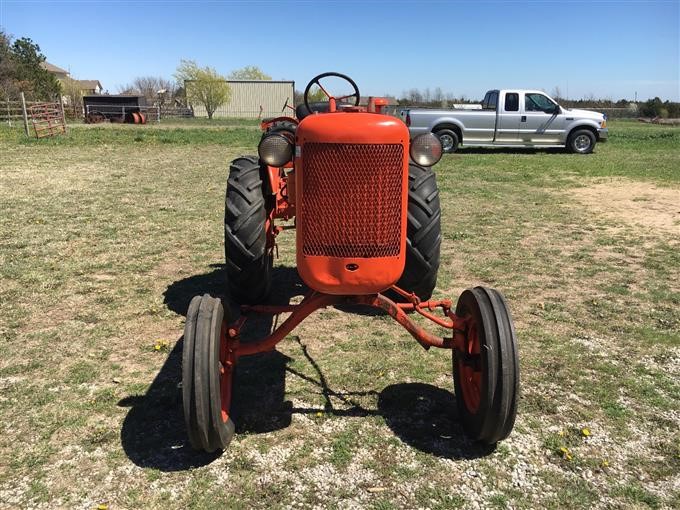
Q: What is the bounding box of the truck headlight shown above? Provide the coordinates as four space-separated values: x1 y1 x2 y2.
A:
258 133 294 167
410 133 442 166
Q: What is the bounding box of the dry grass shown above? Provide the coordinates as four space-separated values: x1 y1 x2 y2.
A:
0 120 678 509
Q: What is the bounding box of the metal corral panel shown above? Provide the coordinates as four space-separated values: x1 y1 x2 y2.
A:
188 80 294 119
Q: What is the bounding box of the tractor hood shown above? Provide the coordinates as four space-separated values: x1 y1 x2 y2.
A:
297 112 409 146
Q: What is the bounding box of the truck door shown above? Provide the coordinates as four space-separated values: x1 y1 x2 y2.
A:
495 92 521 143
520 93 564 144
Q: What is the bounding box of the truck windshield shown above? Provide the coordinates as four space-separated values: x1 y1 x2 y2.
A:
525 93 556 113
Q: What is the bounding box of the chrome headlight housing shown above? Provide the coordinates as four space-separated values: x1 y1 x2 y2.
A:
410 133 442 166
258 132 294 167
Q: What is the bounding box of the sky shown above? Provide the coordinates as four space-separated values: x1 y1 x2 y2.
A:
1 0 678 101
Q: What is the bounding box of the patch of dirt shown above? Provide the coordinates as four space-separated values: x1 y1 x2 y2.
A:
569 180 680 237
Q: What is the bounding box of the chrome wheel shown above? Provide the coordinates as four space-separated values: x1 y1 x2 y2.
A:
439 134 454 152
574 134 592 152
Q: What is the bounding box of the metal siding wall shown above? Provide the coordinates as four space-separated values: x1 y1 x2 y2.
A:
190 81 294 118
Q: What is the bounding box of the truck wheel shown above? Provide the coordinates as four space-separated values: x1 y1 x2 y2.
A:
453 287 519 445
434 128 459 153
225 156 272 304
183 294 235 452
395 163 441 300
567 129 596 154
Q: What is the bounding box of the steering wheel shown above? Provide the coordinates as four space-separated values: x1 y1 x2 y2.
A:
303 72 360 114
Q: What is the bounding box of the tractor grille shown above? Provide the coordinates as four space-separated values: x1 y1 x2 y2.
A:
301 143 404 258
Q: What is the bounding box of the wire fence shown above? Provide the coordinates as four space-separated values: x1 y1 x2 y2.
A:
1 100 30 124
189 104 293 119
0 100 196 124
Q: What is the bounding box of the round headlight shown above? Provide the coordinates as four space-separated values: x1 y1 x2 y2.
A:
410 133 443 166
258 133 293 167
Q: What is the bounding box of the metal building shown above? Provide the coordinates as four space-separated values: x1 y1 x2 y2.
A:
187 80 295 119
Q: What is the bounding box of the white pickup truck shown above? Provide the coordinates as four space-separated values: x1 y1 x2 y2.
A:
401 89 608 154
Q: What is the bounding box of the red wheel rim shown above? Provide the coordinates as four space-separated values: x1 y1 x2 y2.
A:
218 322 234 423
458 317 482 413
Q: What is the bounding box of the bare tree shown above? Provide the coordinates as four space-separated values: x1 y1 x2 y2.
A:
551 86 562 101
407 88 423 104
118 76 176 104
433 87 444 104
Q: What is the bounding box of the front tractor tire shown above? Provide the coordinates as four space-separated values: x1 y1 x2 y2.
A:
225 156 272 304
453 287 519 445
396 163 442 300
182 294 235 452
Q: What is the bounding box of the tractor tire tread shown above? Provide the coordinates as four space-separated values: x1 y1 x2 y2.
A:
225 156 272 304
395 164 441 300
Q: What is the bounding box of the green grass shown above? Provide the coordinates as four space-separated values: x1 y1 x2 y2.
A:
0 120 261 146
0 119 678 508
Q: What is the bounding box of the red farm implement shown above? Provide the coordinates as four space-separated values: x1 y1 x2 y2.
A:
28 102 66 139
182 73 519 453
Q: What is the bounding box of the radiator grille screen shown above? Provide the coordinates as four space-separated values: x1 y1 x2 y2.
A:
301 143 404 258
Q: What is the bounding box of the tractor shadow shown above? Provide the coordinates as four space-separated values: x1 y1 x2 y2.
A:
119 264 490 471
377 383 494 459
119 264 303 471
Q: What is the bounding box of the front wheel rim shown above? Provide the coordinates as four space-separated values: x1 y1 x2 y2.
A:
458 319 482 413
574 134 591 152
218 322 234 423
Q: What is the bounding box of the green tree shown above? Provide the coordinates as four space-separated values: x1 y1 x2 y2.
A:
228 65 272 80
10 37 61 100
0 30 18 99
640 97 664 118
175 60 230 119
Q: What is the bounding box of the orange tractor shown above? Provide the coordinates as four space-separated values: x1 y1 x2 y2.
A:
182 72 519 452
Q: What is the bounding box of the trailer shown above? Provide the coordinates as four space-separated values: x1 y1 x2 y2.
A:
83 95 148 124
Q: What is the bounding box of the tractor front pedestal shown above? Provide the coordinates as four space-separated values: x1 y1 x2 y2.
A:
182 286 519 452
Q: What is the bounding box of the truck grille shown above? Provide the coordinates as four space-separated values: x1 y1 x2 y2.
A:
301 143 404 258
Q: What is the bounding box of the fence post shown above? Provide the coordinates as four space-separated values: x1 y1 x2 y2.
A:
20 92 29 137
157 106 160 123
58 98 67 134
5 97 11 127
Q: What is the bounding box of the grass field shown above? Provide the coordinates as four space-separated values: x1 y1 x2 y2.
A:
0 120 678 509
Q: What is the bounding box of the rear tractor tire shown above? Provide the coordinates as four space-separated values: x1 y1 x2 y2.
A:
453 287 519 445
395 163 441 300
225 156 273 304
182 294 235 452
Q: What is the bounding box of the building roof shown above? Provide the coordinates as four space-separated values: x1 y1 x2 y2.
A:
75 80 103 90
41 61 69 75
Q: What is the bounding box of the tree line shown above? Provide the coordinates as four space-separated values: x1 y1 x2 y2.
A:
2 29 677 119
398 85 680 118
